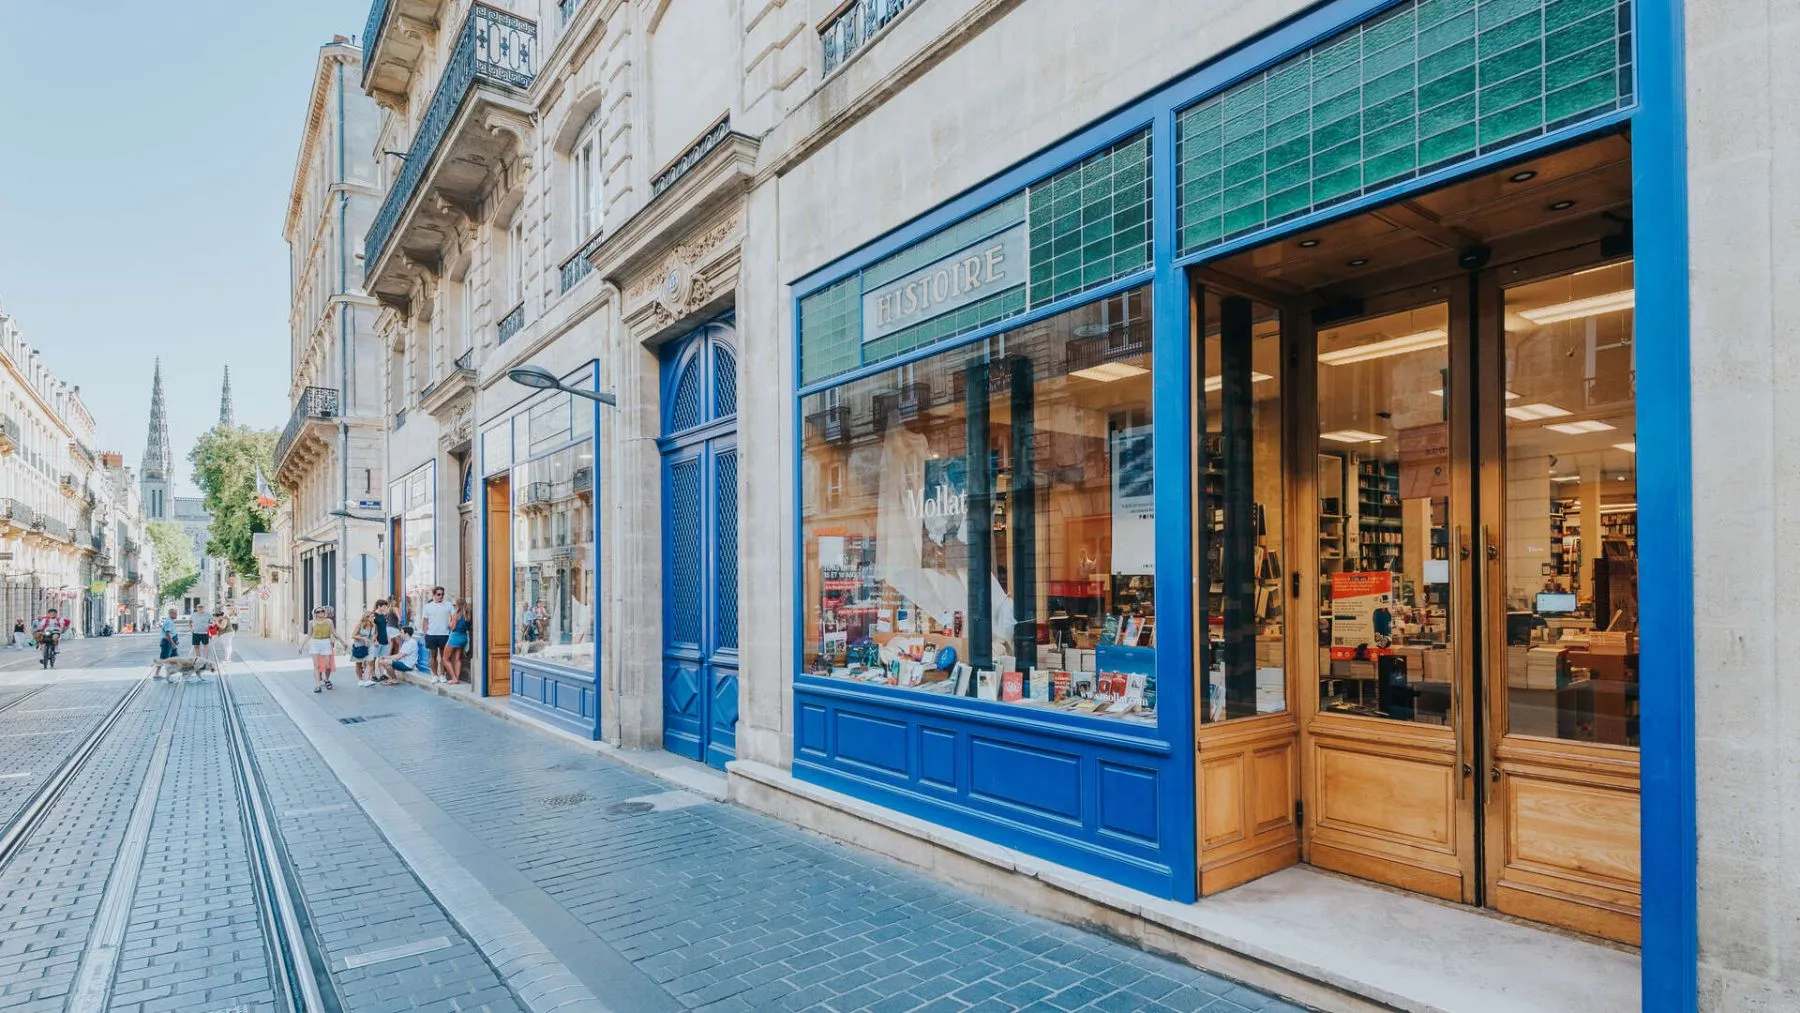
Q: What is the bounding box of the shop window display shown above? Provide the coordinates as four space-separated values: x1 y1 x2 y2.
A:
391 463 436 624
1315 304 1455 724
1503 262 1638 746
511 440 596 672
1200 293 1286 722
800 287 1157 723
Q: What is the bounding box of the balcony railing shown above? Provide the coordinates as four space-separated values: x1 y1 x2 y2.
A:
58 474 79 498
71 439 96 467
364 4 537 275
125 570 141 585
558 231 603 293
0 414 17 454
821 0 918 75
557 0 584 27
275 386 341 469
650 115 732 200
363 0 393 72
37 517 69 541
454 348 475 371
498 302 526 343
1 499 33 527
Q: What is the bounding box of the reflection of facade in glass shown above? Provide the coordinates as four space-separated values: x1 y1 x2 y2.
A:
800 287 1157 722
391 462 436 623
512 442 595 672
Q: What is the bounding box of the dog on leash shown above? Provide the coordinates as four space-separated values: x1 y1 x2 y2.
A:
151 655 218 682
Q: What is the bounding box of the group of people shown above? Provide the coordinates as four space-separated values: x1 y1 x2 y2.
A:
301 586 470 694
157 608 236 664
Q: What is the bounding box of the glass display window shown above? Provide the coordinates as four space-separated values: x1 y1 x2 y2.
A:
799 287 1157 723
511 441 596 672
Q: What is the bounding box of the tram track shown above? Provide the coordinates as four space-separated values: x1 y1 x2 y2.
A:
0 677 150 871
0 684 48 715
219 671 344 1013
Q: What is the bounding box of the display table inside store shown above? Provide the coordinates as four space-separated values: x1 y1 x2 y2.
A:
1556 648 1639 746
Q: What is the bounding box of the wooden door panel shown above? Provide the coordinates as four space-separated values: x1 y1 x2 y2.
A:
1313 742 1456 848
484 478 511 698
1196 713 1298 896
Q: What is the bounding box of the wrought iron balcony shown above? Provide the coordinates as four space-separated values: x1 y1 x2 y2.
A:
70 439 96 468
362 0 446 103
274 386 341 477
821 0 919 75
0 414 17 455
454 348 476 371
651 115 733 201
37 516 70 542
558 232 603 293
498 302 526 343
557 0 585 27
364 4 536 288
58 473 79 498
0 499 33 528
125 570 141 585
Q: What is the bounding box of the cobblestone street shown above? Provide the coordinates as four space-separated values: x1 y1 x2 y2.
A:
0 636 1302 1013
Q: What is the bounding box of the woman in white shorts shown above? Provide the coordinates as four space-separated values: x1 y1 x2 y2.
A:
300 607 343 692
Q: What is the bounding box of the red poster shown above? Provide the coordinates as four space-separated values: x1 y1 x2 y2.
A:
1328 570 1395 660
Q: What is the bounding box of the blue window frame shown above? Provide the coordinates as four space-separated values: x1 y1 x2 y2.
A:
789 2 1691 996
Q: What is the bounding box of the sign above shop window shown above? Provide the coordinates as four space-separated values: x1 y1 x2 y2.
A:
860 225 1029 344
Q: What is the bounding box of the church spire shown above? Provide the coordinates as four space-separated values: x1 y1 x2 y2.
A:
219 365 235 428
143 359 170 482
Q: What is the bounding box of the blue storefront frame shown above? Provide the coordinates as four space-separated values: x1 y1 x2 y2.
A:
477 361 606 741
789 0 1694 1004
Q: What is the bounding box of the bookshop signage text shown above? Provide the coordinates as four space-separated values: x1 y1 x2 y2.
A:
861 225 1028 343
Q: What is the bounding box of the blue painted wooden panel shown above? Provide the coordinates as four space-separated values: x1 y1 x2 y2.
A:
511 658 599 738
1097 761 1161 844
791 680 1178 897
970 737 1082 823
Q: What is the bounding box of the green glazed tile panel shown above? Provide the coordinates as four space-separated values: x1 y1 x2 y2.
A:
1026 132 1153 307
1177 0 1634 255
799 131 1152 386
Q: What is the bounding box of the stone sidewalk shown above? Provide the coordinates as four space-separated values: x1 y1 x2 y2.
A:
252 653 1307 1013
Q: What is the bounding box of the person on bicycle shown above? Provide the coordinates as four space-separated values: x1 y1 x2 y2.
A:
32 608 70 669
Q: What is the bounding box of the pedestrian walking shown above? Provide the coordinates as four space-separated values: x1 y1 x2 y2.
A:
213 609 236 664
300 607 343 692
9 620 28 650
190 608 211 660
351 610 377 686
157 608 179 660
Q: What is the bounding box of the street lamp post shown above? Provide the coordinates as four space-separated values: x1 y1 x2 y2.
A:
505 365 618 406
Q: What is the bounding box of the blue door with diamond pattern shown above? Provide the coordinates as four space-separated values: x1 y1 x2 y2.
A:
660 321 740 769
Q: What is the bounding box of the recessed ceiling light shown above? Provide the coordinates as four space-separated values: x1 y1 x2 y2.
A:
1317 329 1448 365
1613 442 1636 453
1320 429 1387 444
1299 238 1321 248
1069 362 1148 383
1545 419 1618 435
1202 371 1274 392
1548 199 1576 211
1517 290 1635 324
1430 388 1521 399
1506 402 1573 421
1551 475 1580 483
1348 257 1370 267
1509 170 1538 183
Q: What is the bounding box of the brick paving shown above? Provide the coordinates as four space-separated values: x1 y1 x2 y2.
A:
294 667 1306 1013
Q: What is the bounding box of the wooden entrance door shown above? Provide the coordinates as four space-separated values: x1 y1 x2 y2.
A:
1477 250 1641 943
1298 279 1480 903
484 474 511 697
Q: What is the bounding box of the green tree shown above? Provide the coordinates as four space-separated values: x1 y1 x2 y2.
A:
145 520 197 602
189 425 281 582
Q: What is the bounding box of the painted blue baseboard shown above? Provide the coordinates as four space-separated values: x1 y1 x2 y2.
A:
511 658 600 739
793 682 1179 898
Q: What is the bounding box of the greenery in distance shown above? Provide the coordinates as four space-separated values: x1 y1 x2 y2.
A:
189 425 281 582
145 519 196 605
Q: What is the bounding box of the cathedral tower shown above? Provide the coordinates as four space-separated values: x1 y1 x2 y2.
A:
141 359 170 520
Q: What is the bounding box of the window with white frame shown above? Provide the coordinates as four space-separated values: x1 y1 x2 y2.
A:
572 115 603 243
509 220 526 307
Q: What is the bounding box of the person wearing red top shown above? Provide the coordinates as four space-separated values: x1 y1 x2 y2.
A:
31 609 70 669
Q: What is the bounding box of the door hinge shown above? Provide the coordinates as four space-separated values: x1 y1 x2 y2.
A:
1294 800 1304 827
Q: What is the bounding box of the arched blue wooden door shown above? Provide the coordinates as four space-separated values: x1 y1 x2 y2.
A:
660 321 740 769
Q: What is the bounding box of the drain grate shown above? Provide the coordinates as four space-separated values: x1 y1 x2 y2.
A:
541 791 592 810
605 800 656 816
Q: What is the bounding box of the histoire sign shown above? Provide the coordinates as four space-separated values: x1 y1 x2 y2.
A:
861 225 1028 343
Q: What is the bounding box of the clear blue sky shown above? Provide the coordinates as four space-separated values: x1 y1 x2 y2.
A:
0 0 371 495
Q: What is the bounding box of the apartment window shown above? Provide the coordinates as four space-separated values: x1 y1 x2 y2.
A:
459 277 474 356
573 117 602 243
509 221 527 306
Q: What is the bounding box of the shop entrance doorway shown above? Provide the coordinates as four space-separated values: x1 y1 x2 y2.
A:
659 321 741 770
483 474 511 697
1195 134 1641 942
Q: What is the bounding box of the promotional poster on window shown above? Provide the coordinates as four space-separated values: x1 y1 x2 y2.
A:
1328 570 1395 660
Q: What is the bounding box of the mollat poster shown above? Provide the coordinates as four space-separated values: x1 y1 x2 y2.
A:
1110 426 1155 575
1328 570 1394 660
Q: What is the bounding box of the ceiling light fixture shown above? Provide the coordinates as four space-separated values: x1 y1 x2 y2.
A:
1506 402 1572 421
1548 199 1576 211
1545 419 1618 435
1551 474 1580 483
1348 257 1370 267
1203 371 1274 392
1299 238 1321 248
1509 170 1538 183
1317 328 1448 365
1430 388 1521 400
1613 442 1637 453
1516 289 1636 324
1320 429 1387 444
1069 362 1149 383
